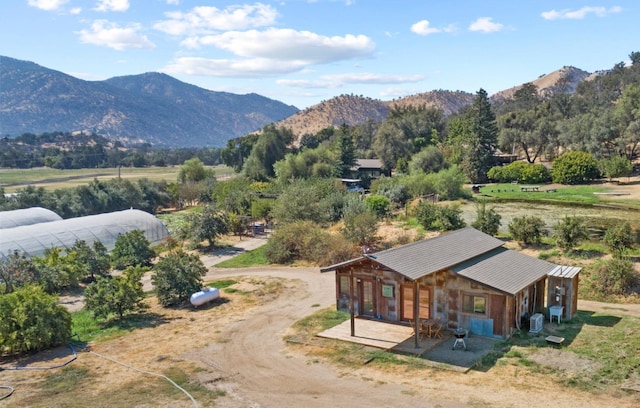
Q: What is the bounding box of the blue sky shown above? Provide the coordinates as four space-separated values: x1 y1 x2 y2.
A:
2 1 638 109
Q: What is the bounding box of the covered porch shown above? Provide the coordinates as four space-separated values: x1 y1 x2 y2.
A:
317 318 498 372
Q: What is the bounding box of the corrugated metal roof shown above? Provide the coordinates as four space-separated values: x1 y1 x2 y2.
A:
353 159 383 169
547 265 581 279
452 247 556 295
322 227 504 279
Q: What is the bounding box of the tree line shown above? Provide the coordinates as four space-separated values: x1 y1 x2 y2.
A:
0 131 223 169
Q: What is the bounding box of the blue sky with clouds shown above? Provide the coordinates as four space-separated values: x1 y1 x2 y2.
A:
2 1 638 109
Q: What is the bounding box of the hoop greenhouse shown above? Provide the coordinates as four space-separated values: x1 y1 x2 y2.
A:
0 207 63 229
0 209 169 260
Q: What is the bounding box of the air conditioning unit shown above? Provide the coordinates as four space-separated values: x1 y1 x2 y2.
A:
529 313 544 334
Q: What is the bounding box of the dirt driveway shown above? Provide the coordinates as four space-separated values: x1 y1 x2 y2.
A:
181 265 638 408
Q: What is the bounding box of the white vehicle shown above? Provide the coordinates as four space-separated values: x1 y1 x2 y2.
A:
347 185 365 193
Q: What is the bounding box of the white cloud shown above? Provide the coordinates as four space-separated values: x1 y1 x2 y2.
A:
541 6 622 20
154 4 278 35
411 20 440 35
184 28 375 64
163 57 306 77
27 0 68 11
70 7 82 14
77 20 155 50
277 72 424 89
166 0 180 4
94 0 130 12
468 17 504 33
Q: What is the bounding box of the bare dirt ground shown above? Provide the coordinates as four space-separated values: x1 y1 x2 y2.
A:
6 263 639 408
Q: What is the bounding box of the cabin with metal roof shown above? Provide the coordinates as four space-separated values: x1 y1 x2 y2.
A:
321 227 580 339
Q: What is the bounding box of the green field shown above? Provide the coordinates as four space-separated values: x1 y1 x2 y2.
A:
0 165 235 192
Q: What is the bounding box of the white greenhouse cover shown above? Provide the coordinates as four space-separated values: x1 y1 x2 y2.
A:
0 209 169 260
0 207 63 229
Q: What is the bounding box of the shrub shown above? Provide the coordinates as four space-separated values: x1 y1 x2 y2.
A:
264 221 356 265
365 195 391 219
551 151 600 184
111 230 155 269
508 216 547 245
152 250 207 306
0 285 71 355
413 202 466 232
592 257 637 296
84 266 147 320
471 201 501 236
553 216 590 252
603 222 635 258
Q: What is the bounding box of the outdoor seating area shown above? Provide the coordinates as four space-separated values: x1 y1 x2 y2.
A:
520 186 540 192
317 318 498 372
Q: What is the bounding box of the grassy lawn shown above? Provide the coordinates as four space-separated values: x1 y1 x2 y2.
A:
215 245 269 268
474 183 640 210
288 307 640 393
0 165 235 192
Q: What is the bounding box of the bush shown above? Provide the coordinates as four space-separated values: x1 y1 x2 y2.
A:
84 266 147 320
365 195 391 218
603 222 635 258
553 216 590 252
0 285 71 355
264 221 357 265
471 201 501 236
152 250 207 306
413 202 466 232
111 230 155 269
551 151 600 184
508 215 547 245
592 257 637 296
487 161 550 184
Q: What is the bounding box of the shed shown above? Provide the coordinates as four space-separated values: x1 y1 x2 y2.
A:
322 227 578 340
546 265 581 321
0 207 62 229
0 209 169 260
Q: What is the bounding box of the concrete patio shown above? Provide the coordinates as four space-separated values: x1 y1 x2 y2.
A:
317 318 499 372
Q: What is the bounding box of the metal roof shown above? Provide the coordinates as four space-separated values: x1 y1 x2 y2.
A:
547 265 581 279
353 159 383 169
321 227 504 279
452 247 556 295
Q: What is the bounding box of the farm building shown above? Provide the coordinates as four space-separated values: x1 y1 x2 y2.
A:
0 207 62 229
321 227 580 340
0 209 169 260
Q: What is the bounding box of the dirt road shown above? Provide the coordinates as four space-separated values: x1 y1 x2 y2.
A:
184 265 638 408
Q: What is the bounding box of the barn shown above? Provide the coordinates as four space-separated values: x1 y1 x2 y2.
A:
321 227 579 339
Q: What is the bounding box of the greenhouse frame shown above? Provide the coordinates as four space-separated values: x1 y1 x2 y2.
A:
0 209 169 260
0 207 63 229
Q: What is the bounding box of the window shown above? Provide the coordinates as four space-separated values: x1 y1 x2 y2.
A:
462 294 486 314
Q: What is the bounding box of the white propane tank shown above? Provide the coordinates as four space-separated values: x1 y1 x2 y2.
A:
190 287 220 307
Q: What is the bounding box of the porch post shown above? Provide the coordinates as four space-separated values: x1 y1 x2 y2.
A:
349 268 355 337
414 280 419 348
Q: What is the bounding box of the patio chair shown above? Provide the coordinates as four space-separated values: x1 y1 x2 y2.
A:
431 321 445 339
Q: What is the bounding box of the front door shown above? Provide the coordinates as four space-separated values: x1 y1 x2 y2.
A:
401 284 430 321
358 278 375 317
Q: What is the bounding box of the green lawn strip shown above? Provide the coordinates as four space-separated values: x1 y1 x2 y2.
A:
475 184 637 207
71 309 167 343
215 246 269 268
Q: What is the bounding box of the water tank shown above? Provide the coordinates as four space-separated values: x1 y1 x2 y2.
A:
190 287 220 307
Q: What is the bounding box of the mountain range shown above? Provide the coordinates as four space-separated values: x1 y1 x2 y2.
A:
0 55 594 148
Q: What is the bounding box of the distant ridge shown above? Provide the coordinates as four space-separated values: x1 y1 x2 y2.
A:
1 55 602 148
0 56 298 147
